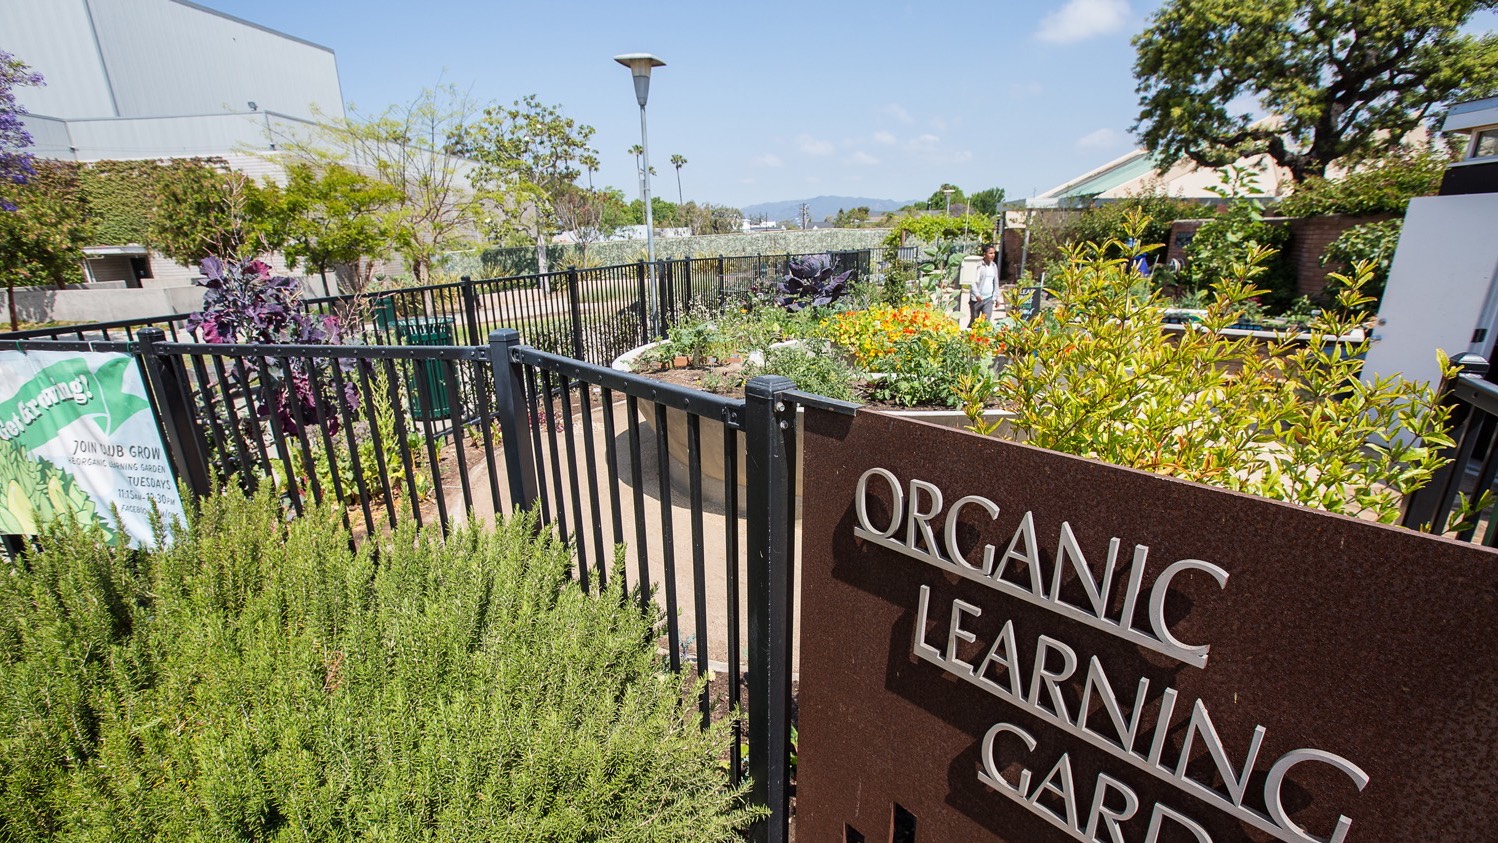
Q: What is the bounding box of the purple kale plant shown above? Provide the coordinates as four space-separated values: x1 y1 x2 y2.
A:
1 51 45 212
776 253 854 312
188 258 356 433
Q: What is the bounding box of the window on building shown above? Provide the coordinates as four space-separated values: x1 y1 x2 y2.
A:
1471 128 1498 161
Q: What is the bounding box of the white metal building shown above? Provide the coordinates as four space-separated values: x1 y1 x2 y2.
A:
3 0 344 306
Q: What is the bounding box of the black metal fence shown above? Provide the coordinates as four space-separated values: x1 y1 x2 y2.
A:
7 325 806 842
1402 353 1498 542
6 250 881 369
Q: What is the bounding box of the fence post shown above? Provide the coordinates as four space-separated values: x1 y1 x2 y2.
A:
682 258 693 312
136 327 212 499
489 329 538 513
744 374 796 843
635 260 651 344
565 266 585 361
658 259 673 331
460 275 482 345
717 254 726 304
1402 353 1490 531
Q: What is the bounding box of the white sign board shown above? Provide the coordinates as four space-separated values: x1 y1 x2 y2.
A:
0 350 186 547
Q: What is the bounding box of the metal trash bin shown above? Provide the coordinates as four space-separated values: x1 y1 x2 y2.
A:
372 296 397 330
397 316 454 420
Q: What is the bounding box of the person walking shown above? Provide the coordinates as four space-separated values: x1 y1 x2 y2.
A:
970 244 998 325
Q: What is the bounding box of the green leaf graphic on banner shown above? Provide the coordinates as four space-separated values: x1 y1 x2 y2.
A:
0 357 150 450
0 439 116 540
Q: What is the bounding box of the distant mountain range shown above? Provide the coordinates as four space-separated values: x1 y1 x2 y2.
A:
739 195 918 223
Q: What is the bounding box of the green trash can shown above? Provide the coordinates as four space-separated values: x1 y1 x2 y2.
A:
372 296 397 330
398 316 455 420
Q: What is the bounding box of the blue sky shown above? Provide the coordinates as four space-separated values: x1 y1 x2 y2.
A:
205 0 1494 212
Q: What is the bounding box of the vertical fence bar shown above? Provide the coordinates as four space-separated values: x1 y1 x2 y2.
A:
566 266 586 362
724 425 743 786
136 328 212 499
636 260 650 344
744 375 796 843
489 330 538 514
461 276 481 345
687 414 711 727
1403 354 1489 531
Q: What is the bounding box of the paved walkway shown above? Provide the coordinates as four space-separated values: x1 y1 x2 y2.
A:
457 393 802 674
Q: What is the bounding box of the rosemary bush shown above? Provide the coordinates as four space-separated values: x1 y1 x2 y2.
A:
0 490 759 841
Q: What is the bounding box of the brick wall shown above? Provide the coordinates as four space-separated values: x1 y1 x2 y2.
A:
1284 213 1396 299
1165 214 1395 300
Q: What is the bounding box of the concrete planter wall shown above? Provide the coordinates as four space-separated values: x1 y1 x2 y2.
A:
611 342 1018 506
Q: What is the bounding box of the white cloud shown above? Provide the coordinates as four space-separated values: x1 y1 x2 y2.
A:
796 134 835 156
873 129 897 145
1076 127 1127 150
1035 0 1130 44
910 133 942 151
849 151 879 166
931 116 948 132
883 103 914 124
753 153 784 168
952 150 974 163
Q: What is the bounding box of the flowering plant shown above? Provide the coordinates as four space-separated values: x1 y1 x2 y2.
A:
824 305 1002 407
188 258 355 434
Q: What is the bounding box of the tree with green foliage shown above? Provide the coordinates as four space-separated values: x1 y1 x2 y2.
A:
670 153 687 206
255 161 400 297
1275 144 1451 217
1133 0 1498 183
149 160 266 266
920 183 965 213
0 160 92 329
830 206 870 227
1070 191 1202 259
294 85 484 283
967 187 1007 216
465 95 597 276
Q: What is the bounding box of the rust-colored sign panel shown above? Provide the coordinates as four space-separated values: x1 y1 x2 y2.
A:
796 410 1498 843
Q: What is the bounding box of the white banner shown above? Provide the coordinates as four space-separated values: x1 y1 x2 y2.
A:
0 350 186 548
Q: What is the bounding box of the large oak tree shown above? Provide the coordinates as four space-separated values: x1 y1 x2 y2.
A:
1133 0 1498 182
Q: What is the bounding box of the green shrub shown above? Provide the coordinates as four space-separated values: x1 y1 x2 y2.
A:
745 346 857 402
0 489 759 841
960 211 1455 523
1320 218 1403 306
1069 193 1202 259
1274 147 1448 217
1183 167 1296 309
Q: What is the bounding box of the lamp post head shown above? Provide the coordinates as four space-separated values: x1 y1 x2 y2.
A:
614 53 666 107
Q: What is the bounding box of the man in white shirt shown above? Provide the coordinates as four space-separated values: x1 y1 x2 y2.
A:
970 244 998 325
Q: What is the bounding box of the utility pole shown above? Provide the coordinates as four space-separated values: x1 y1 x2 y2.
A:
799 203 809 231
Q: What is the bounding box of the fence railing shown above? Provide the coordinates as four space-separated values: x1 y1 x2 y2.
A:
1402 353 1498 542
7 250 884 369
6 325 803 842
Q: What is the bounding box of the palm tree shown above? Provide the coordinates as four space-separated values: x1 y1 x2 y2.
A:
669 154 687 205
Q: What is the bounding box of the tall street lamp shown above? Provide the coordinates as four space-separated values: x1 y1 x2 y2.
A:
615 52 666 336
